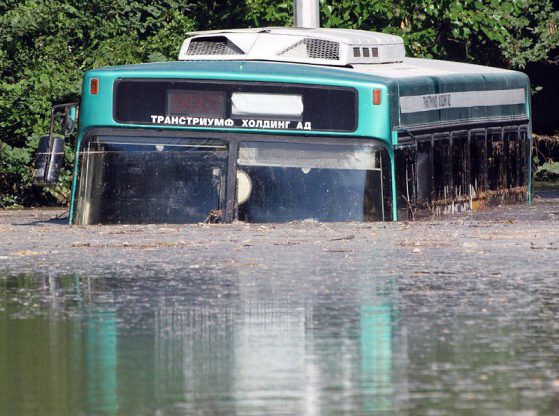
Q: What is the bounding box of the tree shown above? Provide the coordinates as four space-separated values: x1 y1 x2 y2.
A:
1 0 558 207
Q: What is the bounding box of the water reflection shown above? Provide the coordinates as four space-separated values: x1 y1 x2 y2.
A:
148 273 403 415
0 269 558 415
84 312 118 415
360 303 394 413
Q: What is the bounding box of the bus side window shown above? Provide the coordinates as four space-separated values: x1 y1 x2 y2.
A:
433 136 451 201
469 131 487 196
451 132 468 199
395 138 432 218
488 129 504 192
519 128 530 188
381 148 394 221
416 140 432 207
505 129 519 189
394 146 414 217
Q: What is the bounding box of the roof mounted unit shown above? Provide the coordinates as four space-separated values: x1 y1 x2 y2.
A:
178 27 405 66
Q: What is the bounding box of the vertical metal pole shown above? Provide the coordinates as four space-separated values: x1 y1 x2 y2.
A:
466 130 472 199
224 140 239 223
294 0 320 28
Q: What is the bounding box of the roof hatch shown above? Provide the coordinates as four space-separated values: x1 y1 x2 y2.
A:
178 27 405 66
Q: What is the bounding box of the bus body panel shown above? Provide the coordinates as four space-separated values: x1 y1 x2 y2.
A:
393 71 530 130
78 61 394 144
69 58 531 224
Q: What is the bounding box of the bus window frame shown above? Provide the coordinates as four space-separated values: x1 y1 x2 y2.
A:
74 128 393 224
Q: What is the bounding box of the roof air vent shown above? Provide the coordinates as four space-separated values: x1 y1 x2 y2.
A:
277 38 340 61
186 36 244 56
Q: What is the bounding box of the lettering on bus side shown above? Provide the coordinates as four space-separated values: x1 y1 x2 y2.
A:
421 94 452 110
149 115 312 131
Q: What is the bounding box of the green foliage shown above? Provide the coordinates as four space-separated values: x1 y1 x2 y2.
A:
0 0 197 206
535 161 559 181
244 0 293 27
321 0 559 67
1 0 558 207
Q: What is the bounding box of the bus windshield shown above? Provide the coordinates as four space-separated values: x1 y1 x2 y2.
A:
74 135 391 224
75 136 228 224
237 141 386 222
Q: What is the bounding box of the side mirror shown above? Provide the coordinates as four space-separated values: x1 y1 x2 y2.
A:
33 102 78 186
59 104 78 136
33 135 65 186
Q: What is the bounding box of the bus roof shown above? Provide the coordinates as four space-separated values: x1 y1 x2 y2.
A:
87 60 393 86
90 55 523 82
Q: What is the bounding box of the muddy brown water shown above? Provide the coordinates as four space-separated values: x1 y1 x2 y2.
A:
1 191 558 415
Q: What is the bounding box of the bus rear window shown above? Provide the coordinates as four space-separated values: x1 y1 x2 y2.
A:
113 80 358 132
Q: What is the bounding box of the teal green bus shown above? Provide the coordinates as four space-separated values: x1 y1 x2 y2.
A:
35 28 531 224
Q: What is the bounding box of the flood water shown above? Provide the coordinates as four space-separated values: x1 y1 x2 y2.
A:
1 194 559 415
1 266 558 415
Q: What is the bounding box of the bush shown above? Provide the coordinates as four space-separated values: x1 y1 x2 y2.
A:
0 0 198 206
1 0 558 207
535 162 559 182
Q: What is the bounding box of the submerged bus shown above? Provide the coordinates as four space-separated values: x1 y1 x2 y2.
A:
34 26 531 225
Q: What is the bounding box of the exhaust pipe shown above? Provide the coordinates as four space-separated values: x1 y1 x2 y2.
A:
294 0 320 28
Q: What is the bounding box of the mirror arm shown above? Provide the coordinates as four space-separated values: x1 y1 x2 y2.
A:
51 102 79 138
33 102 78 186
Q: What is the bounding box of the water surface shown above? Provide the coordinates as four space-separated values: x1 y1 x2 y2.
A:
2 194 559 415
1 266 558 415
